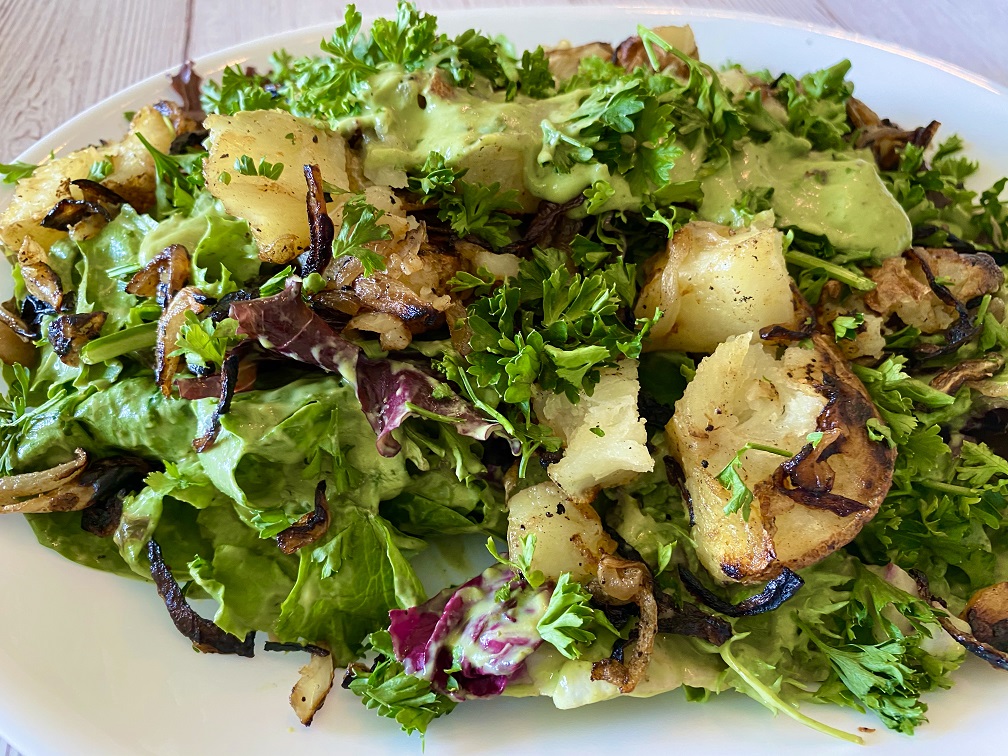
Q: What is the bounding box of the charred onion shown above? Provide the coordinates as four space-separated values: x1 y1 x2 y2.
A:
589 555 657 693
147 538 255 656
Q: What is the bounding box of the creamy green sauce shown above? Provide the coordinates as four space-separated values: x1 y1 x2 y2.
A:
347 72 910 257
343 71 623 209
444 580 549 673
699 132 911 258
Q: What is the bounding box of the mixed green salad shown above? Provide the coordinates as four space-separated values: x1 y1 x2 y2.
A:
2 1 1008 743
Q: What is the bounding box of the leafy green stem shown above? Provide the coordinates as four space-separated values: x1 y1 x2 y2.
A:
720 635 863 745
80 323 158 365
785 250 876 292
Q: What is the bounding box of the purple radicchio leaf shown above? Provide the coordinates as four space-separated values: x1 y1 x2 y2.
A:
229 281 359 384
388 563 551 701
229 280 511 457
356 356 506 456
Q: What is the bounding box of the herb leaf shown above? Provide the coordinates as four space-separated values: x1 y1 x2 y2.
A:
171 313 245 370
536 572 621 659
717 442 793 519
0 161 38 184
332 195 392 277
347 630 456 737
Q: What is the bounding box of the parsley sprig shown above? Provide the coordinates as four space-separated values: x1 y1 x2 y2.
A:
0 364 76 475
171 313 245 371
233 154 284 179
347 630 456 737
884 135 1008 252
716 442 793 519
333 195 393 277
135 133 206 216
438 245 657 473
486 534 545 601
407 152 520 249
536 572 622 660
851 356 1008 604
201 2 554 125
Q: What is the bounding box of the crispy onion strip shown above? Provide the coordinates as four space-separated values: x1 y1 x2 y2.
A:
47 311 106 367
300 164 335 276
930 354 1005 395
17 236 64 311
654 590 732 645
0 449 88 513
589 555 657 694
126 244 191 308
192 344 247 452
770 430 870 518
147 539 255 656
678 565 804 617
276 481 331 554
156 286 207 397
759 283 817 345
905 248 980 359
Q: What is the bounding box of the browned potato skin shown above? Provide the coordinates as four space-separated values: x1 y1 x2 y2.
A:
752 335 896 578
668 334 896 584
964 582 1008 651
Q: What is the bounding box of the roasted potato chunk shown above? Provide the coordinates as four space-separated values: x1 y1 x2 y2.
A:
204 110 350 263
635 220 796 353
507 481 616 583
0 105 179 256
667 332 895 584
863 248 1003 333
535 361 653 499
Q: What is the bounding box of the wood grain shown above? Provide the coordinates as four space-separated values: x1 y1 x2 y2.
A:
0 0 187 160
1 0 1006 163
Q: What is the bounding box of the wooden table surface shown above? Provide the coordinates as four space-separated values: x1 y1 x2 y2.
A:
2 0 1007 163
0 0 1006 753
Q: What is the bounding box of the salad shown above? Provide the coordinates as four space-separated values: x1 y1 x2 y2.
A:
1 1 1008 744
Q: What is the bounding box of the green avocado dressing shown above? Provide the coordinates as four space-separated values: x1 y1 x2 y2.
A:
342 71 624 209
347 72 910 257
699 132 911 258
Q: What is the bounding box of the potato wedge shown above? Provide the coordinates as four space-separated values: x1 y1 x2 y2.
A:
204 110 350 263
635 220 796 353
0 105 178 257
667 332 895 584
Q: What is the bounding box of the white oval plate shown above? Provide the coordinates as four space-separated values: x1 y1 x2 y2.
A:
2 7 1007 756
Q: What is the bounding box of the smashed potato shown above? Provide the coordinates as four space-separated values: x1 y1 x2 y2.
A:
535 361 653 499
204 110 350 263
667 332 895 584
507 481 616 583
0 105 180 256
635 219 796 353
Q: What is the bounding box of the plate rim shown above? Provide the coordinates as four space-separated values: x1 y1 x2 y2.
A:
5 3 1006 172
2 5 1008 756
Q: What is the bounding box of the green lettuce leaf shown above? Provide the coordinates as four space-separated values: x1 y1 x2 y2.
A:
382 422 506 537
138 191 262 298
274 502 426 661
